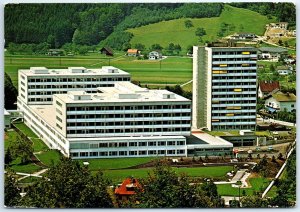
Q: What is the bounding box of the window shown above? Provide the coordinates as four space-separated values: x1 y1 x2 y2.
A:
139 142 147 146
119 151 128 156
80 152 88 157
119 142 128 147
129 151 138 156
129 142 137 147
89 152 98 157
148 142 156 146
139 151 147 155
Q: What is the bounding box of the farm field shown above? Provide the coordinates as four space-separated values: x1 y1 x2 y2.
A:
127 5 275 49
5 54 192 88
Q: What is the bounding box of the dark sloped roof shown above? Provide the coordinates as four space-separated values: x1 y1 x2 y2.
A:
259 81 280 92
100 47 113 55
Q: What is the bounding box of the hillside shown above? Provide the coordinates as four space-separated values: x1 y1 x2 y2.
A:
127 5 275 50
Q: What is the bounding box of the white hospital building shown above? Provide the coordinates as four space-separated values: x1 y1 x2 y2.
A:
17 66 233 159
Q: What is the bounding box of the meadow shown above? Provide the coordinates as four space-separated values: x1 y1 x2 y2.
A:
127 5 275 49
5 54 192 88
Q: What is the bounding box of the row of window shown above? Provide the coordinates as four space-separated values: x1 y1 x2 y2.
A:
212 94 256 99
212 82 256 86
70 149 185 158
28 83 114 90
28 77 130 83
66 104 190 111
212 112 256 117
70 140 185 149
212 88 256 92
66 120 191 127
66 127 190 135
212 51 256 55
212 64 256 68
212 100 256 104
66 113 191 119
212 58 256 62
212 76 256 80
212 124 255 130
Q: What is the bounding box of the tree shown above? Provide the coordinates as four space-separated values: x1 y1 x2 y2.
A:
151 43 163 51
195 27 206 42
11 135 33 164
278 39 283 46
5 170 20 207
134 161 218 208
5 147 13 166
240 195 268 208
184 20 193 28
134 43 145 51
4 73 18 109
186 45 193 54
174 44 181 55
166 43 175 55
122 42 131 52
21 158 113 208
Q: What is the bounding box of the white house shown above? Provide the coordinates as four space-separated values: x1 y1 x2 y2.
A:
265 90 296 112
258 47 288 61
277 66 293 75
148 51 162 60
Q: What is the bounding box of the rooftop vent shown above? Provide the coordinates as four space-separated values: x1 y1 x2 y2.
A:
68 67 87 73
30 67 49 74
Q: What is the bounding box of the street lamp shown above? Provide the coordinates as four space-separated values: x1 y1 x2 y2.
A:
235 180 242 207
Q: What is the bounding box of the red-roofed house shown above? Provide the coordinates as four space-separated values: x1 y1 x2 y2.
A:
115 178 141 201
258 81 280 98
127 49 140 57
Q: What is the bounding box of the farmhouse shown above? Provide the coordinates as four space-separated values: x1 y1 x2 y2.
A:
100 46 114 56
258 47 288 61
258 81 280 99
127 49 139 57
265 90 296 112
148 51 162 60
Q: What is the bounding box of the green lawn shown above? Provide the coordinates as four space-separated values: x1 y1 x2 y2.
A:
35 150 62 167
78 157 157 170
31 138 49 152
102 166 232 184
128 5 275 49
217 177 270 196
10 158 42 174
14 123 39 138
206 130 240 136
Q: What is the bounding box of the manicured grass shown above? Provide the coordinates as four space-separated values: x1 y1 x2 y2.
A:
31 138 49 152
10 158 42 174
78 157 157 170
102 166 232 183
127 5 275 49
14 123 39 138
255 131 271 137
217 177 270 196
35 150 62 167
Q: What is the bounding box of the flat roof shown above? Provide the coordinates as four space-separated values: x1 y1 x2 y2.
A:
186 132 233 149
30 105 56 128
19 66 130 76
55 82 191 104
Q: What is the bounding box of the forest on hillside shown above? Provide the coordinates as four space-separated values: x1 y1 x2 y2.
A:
4 2 296 50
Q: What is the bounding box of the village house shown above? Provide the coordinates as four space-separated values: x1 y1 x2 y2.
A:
258 81 280 99
258 47 288 61
265 90 296 113
115 178 141 201
277 66 293 75
127 49 140 57
231 32 257 40
148 51 162 60
100 46 114 56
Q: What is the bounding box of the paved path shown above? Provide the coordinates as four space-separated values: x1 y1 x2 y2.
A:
16 168 48 182
180 80 192 87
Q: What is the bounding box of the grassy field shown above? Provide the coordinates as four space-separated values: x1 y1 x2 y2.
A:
10 158 42 174
78 157 158 170
4 130 19 150
35 150 62 167
217 177 270 196
102 166 232 184
128 5 275 49
5 55 192 88
14 123 39 138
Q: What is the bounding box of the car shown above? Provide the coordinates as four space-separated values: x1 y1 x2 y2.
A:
268 146 273 151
